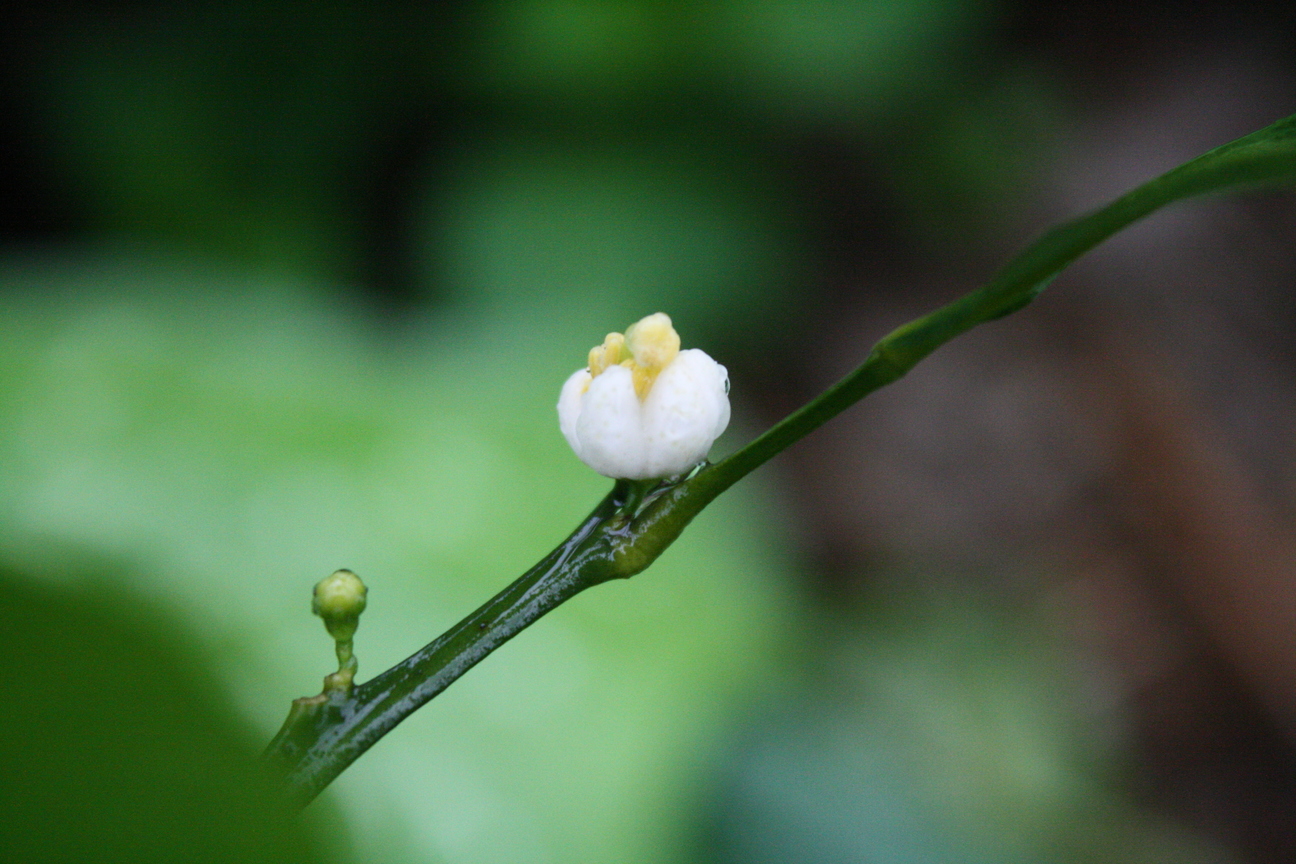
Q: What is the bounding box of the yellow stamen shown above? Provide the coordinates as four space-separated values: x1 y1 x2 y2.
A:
588 332 626 377
625 312 680 370
586 313 681 400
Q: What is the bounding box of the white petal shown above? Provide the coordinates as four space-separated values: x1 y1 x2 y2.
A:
574 364 649 478
557 368 591 457
640 348 730 478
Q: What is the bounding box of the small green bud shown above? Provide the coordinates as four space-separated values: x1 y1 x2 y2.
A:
312 569 367 642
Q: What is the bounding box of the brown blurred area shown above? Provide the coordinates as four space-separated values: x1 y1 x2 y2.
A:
737 5 1296 860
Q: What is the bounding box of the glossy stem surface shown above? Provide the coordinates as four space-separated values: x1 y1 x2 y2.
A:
269 480 635 800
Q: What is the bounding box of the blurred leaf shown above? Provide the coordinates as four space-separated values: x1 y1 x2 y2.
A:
463 0 685 102
420 138 798 338
464 0 994 125
703 591 1227 864
0 259 798 864
0 563 348 864
28 3 444 278
706 0 992 125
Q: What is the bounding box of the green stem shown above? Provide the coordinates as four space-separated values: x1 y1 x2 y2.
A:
700 112 1296 496
269 481 640 800
267 112 1296 803
335 638 355 674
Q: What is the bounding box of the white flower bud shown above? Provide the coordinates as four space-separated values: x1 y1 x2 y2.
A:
557 313 730 480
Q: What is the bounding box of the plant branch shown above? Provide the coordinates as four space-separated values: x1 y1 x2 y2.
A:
267 112 1296 803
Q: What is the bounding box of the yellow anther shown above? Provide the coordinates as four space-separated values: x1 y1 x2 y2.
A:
625 313 680 371
584 314 681 400
588 332 626 377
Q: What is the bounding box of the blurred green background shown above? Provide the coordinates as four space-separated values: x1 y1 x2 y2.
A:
2 1 1295 862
